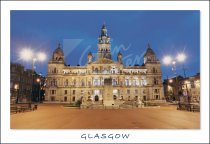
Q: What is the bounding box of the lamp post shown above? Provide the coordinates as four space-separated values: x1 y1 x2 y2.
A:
184 80 191 108
36 78 41 103
19 48 46 103
163 53 186 103
14 84 19 104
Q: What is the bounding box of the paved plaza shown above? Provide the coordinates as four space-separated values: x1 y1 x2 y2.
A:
10 104 200 129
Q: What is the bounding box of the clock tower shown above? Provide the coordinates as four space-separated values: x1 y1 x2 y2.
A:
97 24 112 60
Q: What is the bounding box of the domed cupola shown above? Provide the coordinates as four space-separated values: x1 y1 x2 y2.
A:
52 43 64 63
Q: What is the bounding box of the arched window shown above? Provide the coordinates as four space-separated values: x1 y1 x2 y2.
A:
154 78 158 85
73 90 76 94
72 96 75 102
112 79 117 86
95 68 99 73
53 68 56 73
93 79 100 86
51 79 57 86
135 89 138 94
135 96 138 101
88 81 91 87
73 79 76 85
94 95 99 101
81 80 85 86
153 67 156 73
51 96 55 101
64 79 68 86
125 79 129 86
133 78 139 86
64 96 67 102
113 95 117 100
121 96 124 100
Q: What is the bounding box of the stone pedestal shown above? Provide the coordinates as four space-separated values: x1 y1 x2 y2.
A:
103 78 114 107
137 99 144 108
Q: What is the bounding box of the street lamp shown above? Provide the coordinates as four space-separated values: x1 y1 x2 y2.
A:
169 79 173 83
19 48 46 70
19 48 46 103
36 78 41 103
163 53 186 102
14 84 19 104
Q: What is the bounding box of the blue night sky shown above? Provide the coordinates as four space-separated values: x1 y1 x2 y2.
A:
10 10 200 79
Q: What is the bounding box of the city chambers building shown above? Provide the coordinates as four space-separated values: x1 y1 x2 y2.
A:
45 24 165 108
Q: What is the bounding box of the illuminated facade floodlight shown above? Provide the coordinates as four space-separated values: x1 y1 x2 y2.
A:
176 53 186 62
163 56 172 65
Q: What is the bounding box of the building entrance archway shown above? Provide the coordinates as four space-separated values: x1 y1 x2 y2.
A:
113 95 117 100
95 95 99 101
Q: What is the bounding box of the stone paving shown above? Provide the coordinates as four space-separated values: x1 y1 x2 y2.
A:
10 104 200 129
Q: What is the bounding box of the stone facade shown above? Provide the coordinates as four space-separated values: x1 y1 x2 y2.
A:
10 63 45 103
45 24 165 107
163 73 200 104
10 63 33 103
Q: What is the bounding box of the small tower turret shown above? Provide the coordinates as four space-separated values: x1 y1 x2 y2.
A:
117 51 123 64
88 52 93 63
51 43 64 63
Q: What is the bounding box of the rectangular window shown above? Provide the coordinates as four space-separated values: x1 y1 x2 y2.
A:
127 89 130 94
64 80 68 86
72 96 75 102
135 89 138 94
52 90 56 95
112 79 117 86
94 79 100 86
154 89 159 93
191 81 195 88
125 79 129 86
65 90 67 95
73 90 76 95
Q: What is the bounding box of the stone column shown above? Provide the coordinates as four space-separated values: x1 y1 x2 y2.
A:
103 78 114 106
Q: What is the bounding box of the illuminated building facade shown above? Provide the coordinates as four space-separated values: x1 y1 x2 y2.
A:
45 24 165 107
